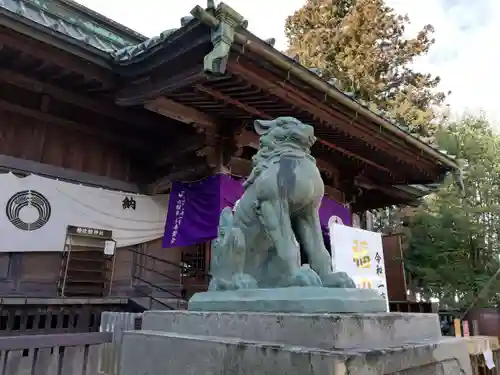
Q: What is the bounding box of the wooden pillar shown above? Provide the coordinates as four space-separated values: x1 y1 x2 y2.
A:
196 121 240 174
194 122 242 277
199 132 229 173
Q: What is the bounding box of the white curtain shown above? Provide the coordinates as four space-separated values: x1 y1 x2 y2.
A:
0 172 169 251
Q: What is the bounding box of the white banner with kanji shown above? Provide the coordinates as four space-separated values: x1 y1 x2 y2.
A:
0 172 169 251
329 223 389 311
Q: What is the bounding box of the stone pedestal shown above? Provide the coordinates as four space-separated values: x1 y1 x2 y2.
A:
188 287 387 313
119 310 473 375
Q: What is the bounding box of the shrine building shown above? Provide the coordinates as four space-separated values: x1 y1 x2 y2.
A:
0 0 459 314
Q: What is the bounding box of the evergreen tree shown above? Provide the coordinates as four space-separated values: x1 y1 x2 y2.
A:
406 116 500 309
285 0 448 137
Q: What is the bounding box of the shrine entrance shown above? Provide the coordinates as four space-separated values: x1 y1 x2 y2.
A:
180 243 210 299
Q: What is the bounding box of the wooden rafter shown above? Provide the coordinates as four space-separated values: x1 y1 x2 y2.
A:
116 67 207 106
317 139 392 175
145 97 216 129
195 82 400 179
194 84 270 119
227 59 437 175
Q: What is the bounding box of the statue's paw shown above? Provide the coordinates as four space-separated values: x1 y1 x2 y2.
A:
208 277 233 291
280 267 323 287
230 273 258 289
321 272 356 289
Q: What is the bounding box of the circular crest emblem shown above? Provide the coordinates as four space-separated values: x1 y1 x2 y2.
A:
6 190 51 231
328 215 344 228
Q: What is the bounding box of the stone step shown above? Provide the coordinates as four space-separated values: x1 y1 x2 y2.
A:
142 310 442 350
119 330 472 375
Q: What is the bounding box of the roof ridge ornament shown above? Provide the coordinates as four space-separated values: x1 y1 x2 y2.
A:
191 3 245 76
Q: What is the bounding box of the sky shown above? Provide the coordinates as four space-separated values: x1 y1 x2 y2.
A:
76 0 499 125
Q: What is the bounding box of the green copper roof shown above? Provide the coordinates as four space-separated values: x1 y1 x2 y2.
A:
0 0 145 52
112 26 181 62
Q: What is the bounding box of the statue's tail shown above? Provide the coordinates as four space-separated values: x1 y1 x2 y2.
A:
229 227 246 271
231 227 245 254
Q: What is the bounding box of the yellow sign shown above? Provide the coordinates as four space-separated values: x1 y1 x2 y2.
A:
356 278 373 289
352 239 371 269
330 224 389 311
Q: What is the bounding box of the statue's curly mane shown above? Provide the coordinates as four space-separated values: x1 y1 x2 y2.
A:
243 125 316 189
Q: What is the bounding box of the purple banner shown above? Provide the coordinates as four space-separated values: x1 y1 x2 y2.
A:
162 175 222 248
163 174 351 248
319 195 351 248
219 174 244 211
319 195 352 229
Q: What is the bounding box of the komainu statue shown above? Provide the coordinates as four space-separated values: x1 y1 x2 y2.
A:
209 117 355 291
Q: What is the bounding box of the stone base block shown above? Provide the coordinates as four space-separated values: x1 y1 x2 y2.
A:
142 310 442 350
188 286 387 313
120 330 472 375
119 311 472 375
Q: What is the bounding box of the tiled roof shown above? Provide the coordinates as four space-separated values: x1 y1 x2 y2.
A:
111 17 195 62
0 0 144 52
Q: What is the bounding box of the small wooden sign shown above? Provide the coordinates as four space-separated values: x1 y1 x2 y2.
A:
67 225 112 239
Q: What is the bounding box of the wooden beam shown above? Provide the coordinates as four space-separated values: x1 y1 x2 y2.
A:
237 122 393 179
317 138 392 175
351 192 410 212
145 97 216 129
0 154 140 193
116 67 207 106
324 185 344 203
230 156 253 177
0 30 114 87
0 99 147 150
315 158 340 180
315 154 415 203
197 74 397 178
155 136 206 167
194 84 271 119
147 165 209 194
0 68 163 129
236 128 259 149
227 59 436 174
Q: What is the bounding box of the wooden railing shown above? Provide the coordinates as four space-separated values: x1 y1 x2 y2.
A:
0 331 111 374
130 247 210 310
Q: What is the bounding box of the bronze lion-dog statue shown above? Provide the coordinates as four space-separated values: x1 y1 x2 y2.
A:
209 117 355 290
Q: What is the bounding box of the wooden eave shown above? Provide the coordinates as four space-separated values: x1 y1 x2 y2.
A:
116 57 444 186
227 51 451 180
114 21 213 104
0 25 208 189
0 2 456 207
